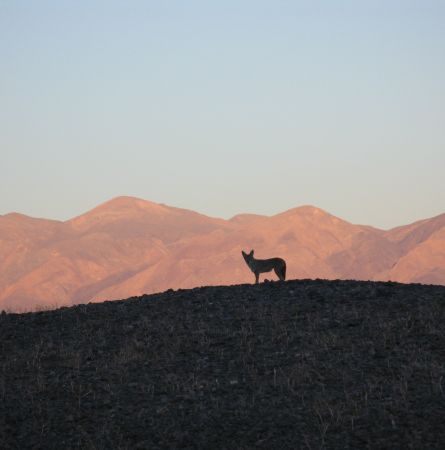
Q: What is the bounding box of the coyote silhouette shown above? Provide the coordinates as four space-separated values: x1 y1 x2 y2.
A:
242 250 286 284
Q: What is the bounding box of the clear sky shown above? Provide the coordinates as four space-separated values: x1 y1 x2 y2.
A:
1 1 444 229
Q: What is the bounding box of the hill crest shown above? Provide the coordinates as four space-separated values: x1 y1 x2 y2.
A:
2 279 445 448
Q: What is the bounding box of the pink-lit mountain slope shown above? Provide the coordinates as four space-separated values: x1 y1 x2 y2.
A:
0 197 228 310
0 196 444 311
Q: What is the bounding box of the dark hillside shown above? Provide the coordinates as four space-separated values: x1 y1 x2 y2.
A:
1 280 445 449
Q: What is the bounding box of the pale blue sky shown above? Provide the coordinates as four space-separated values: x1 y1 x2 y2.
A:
1 1 444 229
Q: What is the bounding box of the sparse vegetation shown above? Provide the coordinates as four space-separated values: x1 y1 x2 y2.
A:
1 279 445 449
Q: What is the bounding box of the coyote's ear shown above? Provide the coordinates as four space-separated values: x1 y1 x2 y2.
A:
250 250 254 256
241 250 246 256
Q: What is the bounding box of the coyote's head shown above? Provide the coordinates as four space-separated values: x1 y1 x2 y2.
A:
242 249 254 264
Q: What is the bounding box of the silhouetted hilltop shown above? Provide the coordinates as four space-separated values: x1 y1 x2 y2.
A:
1 279 445 449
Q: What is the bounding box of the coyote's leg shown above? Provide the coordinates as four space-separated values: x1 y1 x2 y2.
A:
274 266 285 281
255 272 259 284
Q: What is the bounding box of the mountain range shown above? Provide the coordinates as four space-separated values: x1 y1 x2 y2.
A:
1 196 444 311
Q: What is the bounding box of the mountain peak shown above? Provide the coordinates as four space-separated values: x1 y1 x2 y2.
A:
95 196 167 212
2 212 32 221
278 205 330 218
1 212 61 225
296 205 327 214
68 196 170 228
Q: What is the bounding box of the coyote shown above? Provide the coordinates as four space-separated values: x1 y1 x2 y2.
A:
241 250 286 284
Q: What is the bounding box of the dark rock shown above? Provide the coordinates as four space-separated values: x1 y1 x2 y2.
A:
0 279 444 449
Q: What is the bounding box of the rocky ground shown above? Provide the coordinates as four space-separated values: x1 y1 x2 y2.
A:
1 279 445 449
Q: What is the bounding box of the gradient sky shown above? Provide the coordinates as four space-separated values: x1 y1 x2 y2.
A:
1 1 444 229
